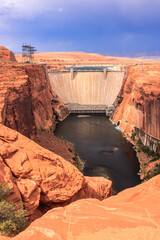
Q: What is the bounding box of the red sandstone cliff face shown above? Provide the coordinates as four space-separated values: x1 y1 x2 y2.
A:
0 124 112 221
0 61 69 138
0 46 17 62
12 174 160 240
112 64 160 178
113 64 160 146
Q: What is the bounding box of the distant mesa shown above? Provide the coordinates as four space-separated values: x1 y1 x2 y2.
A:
0 46 17 62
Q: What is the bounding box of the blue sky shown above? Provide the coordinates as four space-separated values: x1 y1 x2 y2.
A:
0 0 160 53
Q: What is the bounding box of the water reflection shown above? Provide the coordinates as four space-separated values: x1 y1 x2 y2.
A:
54 114 141 192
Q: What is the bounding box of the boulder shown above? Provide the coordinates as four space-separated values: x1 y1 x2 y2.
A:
0 125 112 219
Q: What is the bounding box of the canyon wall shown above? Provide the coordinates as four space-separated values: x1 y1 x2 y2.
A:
113 64 160 152
0 59 69 138
49 71 124 105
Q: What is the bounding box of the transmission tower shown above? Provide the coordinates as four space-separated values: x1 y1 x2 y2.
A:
22 44 37 63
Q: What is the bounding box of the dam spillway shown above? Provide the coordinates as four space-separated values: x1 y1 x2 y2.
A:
48 67 125 112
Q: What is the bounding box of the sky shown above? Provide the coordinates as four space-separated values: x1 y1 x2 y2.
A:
0 0 160 54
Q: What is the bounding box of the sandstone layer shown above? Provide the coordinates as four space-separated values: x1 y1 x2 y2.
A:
113 64 160 150
12 174 160 240
112 63 160 178
113 64 160 145
0 46 17 62
0 60 69 138
0 124 112 221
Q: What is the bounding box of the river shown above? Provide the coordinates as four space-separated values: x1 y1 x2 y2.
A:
54 114 141 193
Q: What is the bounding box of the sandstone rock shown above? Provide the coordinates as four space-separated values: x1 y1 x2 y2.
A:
5 151 32 178
112 64 160 177
0 156 22 204
0 124 85 209
0 235 11 240
0 125 112 220
0 46 17 62
113 64 160 140
70 177 112 202
0 60 68 138
16 179 41 215
12 175 160 240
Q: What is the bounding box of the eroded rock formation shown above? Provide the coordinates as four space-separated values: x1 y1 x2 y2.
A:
0 46 17 62
12 174 160 240
0 58 69 138
113 64 160 151
0 124 112 221
112 63 160 179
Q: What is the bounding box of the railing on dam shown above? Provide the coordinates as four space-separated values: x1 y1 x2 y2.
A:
67 66 124 71
67 103 115 115
48 65 126 73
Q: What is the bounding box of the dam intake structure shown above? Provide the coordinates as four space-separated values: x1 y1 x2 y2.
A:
48 65 125 113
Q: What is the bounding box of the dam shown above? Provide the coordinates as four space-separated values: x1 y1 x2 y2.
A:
48 66 125 113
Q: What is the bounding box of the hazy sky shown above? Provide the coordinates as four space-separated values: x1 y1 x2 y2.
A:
0 0 160 53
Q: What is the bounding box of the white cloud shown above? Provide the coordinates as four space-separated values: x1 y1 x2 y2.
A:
0 0 159 22
0 0 65 19
57 8 63 12
1 0 159 19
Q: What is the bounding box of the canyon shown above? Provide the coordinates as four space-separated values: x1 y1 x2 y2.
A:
112 63 160 178
0 60 69 138
0 47 160 239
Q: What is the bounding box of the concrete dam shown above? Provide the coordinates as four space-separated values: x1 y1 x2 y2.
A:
48 66 125 113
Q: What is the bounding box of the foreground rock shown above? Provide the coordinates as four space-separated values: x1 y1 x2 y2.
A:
0 124 112 220
12 175 160 240
69 177 112 202
1 236 11 240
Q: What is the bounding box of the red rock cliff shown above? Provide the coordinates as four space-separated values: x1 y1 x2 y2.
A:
0 46 17 62
0 61 69 137
113 64 160 152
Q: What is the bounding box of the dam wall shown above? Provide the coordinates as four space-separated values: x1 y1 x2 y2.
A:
48 70 124 106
